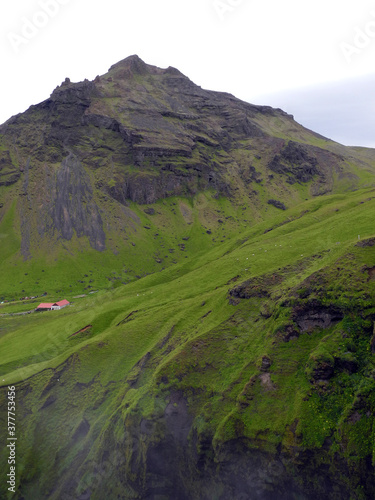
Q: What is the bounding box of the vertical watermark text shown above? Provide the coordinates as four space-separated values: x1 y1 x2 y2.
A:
6 386 17 494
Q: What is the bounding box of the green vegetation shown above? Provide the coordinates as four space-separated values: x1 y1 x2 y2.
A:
1 186 375 498
1 56 375 498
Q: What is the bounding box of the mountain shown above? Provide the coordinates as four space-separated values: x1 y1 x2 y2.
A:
1 56 375 499
1 54 375 298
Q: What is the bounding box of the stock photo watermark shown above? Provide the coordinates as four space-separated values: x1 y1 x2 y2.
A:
213 0 245 20
340 10 375 63
5 386 17 494
8 0 72 54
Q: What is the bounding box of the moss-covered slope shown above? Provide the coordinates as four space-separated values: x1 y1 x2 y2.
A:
1 188 375 499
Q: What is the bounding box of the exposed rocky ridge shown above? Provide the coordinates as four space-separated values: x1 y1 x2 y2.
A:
0 55 374 256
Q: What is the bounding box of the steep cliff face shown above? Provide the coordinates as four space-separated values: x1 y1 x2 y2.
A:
51 154 105 251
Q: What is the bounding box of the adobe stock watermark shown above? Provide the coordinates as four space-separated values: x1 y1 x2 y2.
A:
8 0 72 54
340 10 375 63
213 0 245 20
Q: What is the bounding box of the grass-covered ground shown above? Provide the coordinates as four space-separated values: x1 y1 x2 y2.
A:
0 188 295 300
1 186 375 498
1 187 373 383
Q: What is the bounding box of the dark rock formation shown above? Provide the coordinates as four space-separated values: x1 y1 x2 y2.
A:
334 353 358 374
357 237 375 248
0 150 20 186
306 351 335 382
278 323 300 342
144 207 156 215
268 141 321 184
260 355 272 372
50 154 106 251
292 302 344 333
268 199 286 210
229 274 282 301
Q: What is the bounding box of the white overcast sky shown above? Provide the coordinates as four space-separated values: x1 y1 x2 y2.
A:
1 0 375 147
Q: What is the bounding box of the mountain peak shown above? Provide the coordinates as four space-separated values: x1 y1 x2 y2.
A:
106 55 189 82
109 54 147 71
107 54 151 79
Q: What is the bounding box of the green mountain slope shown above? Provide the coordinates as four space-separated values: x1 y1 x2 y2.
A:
1 187 375 498
1 56 375 499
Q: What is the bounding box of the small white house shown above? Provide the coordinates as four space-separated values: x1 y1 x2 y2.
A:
51 300 70 310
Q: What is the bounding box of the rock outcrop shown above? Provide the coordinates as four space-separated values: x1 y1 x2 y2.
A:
51 154 106 251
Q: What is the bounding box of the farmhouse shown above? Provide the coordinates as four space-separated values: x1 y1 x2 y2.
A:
52 300 70 310
35 300 70 312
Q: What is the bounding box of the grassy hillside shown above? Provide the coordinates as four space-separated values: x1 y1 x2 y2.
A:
1 142 374 302
2 55 375 499
1 186 375 498
1 55 375 306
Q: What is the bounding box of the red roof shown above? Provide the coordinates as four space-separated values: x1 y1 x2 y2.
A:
37 303 53 309
36 300 70 309
54 300 70 307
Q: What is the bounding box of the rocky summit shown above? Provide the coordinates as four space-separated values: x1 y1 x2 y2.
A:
1 56 375 499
